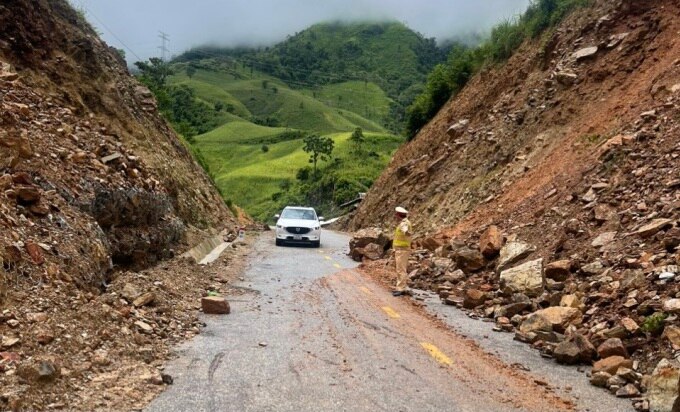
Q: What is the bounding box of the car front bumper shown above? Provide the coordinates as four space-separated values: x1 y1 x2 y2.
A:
275 228 320 242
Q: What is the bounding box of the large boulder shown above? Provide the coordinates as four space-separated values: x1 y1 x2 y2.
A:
532 306 582 333
349 228 391 250
647 359 680 412
497 241 536 271
499 259 543 297
421 237 443 252
520 312 553 334
554 334 596 365
479 226 503 258
453 247 485 273
360 243 384 260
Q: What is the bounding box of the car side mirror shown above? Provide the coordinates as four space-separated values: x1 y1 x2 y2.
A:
319 217 325 221
274 214 280 219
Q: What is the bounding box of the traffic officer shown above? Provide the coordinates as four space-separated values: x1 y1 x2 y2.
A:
392 206 412 296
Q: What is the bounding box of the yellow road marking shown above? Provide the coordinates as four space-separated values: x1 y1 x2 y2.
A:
324 256 332 261
420 342 452 366
359 286 371 295
382 306 400 319
333 263 341 269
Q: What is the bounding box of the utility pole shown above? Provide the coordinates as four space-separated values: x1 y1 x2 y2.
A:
158 31 169 61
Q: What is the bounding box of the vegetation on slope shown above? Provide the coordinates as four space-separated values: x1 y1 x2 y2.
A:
405 0 591 138
176 21 447 132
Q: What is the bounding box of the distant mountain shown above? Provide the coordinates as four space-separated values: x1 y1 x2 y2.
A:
176 21 447 132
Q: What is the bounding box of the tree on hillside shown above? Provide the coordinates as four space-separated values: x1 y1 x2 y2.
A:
135 58 173 90
303 135 334 178
186 65 197 79
349 127 365 153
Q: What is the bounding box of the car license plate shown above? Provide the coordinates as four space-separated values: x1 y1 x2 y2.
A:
293 235 302 240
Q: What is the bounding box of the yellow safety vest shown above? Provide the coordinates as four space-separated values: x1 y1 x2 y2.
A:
393 218 412 249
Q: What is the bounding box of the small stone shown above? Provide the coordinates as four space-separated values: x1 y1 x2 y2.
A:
592 232 617 248
545 260 571 281
100 152 123 164
592 356 634 375
572 46 598 61
25 242 45 265
201 296 230 314
581 260 606 276
1 336 20 349
662 299 680 314
590 371 612 387
133 292 155 308
616 384 640 398
134 321 153 334
37 360 60 382
663 325 680 349
597 338 628 359
553 334 596 365
15 186 41 204
463 289 488 309
635 219 673 238
479 225 503 258
621 317 640 335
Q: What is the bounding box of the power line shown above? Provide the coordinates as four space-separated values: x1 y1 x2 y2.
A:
79 4 143 62
158 31 170 62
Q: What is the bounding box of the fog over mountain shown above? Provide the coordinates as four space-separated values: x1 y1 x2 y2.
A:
78 0 531 62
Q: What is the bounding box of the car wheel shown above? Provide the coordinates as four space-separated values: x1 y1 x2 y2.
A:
276 239 284 246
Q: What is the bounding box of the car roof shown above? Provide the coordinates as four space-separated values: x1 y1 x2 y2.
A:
283 206 315 210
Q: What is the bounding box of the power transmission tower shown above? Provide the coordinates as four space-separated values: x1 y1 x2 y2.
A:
158 31 170 61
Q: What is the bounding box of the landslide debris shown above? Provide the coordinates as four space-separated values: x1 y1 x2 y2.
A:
350 0 680 410
0 0 244 410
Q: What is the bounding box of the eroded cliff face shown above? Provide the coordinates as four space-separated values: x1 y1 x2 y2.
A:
0 1 240 409
350 0 679 239
349 1 680 407
0 0 235 285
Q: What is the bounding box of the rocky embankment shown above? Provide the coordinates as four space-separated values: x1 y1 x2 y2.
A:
0 0 241 410
348 1 680 410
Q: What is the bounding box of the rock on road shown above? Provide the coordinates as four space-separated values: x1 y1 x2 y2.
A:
146 231 629 412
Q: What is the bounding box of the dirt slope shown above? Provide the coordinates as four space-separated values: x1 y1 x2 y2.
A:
0 0 235 282
0 1 240 409
350 0 678 237
350 0 680 408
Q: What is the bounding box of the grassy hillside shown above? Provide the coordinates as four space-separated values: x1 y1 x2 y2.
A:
194 130 403 220
144 21 442 220
176 21 446 132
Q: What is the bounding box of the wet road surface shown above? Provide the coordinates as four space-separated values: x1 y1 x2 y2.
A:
147 231 620 412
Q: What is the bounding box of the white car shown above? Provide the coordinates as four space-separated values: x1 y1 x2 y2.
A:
274 206 323 247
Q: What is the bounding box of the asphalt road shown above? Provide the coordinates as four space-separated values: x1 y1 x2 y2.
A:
146 231 625 412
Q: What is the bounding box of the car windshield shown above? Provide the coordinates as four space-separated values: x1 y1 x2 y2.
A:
281 209 316 220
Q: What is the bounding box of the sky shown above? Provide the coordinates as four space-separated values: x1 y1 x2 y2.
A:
77 0 531 63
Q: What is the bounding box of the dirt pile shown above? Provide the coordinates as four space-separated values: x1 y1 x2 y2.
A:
350 0 680 409
0 0 243 409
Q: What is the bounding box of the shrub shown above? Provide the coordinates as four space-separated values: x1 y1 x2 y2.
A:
641 312 667 336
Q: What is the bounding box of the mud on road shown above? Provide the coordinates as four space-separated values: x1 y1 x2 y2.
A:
146 231 633 412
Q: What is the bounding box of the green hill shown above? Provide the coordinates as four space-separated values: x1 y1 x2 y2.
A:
176 21 446 131
138 21 444 220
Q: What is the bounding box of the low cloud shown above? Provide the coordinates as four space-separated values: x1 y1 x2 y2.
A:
81 0 531 62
